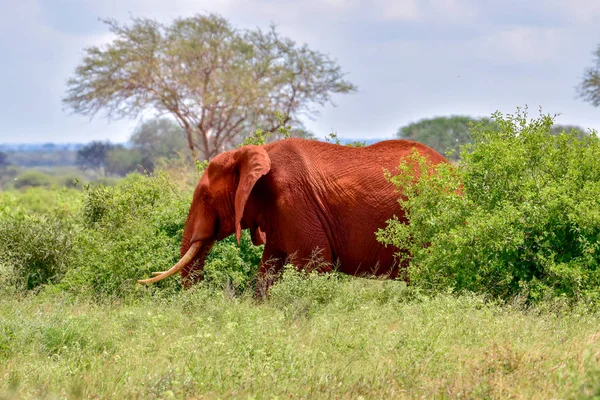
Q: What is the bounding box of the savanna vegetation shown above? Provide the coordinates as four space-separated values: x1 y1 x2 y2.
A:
4 10 600 399
2 109 600 398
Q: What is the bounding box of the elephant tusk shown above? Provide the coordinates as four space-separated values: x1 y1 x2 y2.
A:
151 272 164 276
137 241 202 284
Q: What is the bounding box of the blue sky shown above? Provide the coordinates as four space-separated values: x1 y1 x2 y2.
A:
1 0 600 143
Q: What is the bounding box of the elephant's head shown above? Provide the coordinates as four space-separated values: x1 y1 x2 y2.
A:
137 145 271 287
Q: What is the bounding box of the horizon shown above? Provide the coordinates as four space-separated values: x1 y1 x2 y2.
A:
0 136 386 147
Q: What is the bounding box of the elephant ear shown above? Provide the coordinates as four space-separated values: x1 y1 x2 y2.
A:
233 146 271 245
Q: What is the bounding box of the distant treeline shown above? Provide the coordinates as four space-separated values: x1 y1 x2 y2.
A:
0 143 85 152
0 115 594 173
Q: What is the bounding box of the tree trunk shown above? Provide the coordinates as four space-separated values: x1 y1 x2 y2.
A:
183 126 198 161
199 125 213 160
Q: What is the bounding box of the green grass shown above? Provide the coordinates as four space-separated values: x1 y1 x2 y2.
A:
3 118 600 399
1 273 600 399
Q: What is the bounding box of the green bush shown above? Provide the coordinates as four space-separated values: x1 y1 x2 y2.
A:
203 233 263 293
377 108 600 303
62 173 189 296
59 172 265 297
13 171 54 189
59 173 86 188
0 187 80 292
0 166 19 189
0 170 266 297
0 214 74 291
268 266 347 319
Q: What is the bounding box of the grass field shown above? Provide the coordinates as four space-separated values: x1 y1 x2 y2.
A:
1 273 600 399
3 116 600 399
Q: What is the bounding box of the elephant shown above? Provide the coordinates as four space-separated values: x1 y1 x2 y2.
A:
138 138 448 294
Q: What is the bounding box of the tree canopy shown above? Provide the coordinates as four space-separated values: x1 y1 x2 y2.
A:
397 116 492 160
550 124 589 138
63 13 356 160
76 141 114 174
130 118 188 171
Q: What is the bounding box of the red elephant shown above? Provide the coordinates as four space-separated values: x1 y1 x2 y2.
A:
138 138 447 294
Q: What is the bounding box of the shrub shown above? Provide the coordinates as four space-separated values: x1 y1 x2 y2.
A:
62 173 189 296
0 169 266 297
377 108 600 303
268 265 416 319
59 173 86 188
203 233 263 293
0 214 74 291
62 172 265 297
0 166 19 189
13 171 54 189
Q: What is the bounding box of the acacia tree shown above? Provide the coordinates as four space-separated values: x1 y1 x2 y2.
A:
63 13 356 160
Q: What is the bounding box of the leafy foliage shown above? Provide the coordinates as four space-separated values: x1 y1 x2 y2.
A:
378 108 600 303
105 145 142 176
0 214 74 291
203 233 263 293
550 124 589 138
239 111 296 147
63 13 356 160
62 173 190 296
0 187 82 220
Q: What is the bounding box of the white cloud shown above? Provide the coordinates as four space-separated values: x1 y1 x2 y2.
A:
324 0 353 8
552 0 600 23
477 27 566 65
434 0 479 21
376 0 420 21
87 0 238 21
373 0 479 22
